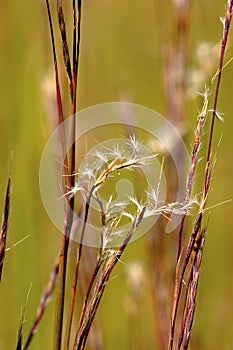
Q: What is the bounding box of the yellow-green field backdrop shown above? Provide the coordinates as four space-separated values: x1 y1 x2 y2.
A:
1 1 233 349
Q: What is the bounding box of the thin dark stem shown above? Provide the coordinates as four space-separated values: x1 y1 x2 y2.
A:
64 192 91 349
177 89 208 262
75 236 133 350
74 256 124 349
73 209 145 350
76 0 82 76
72 0 77 87
168 213 202 350
46 0 82 348
205 1 233 187
177 263 193 349
45 0 68 182
183 233 205 350
76 196 107 332
62 1 82 347
78 257 103 328
69 193 112 348
24 260 59 350
57 0 73 94
45 1 71 348
0 178 11 282
169 91 208 348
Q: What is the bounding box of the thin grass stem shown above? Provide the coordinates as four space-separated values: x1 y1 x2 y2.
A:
24 260 59 350
0 178 11 283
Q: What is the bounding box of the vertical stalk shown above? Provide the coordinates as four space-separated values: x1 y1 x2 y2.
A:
46 0 82 348
168 2 233 348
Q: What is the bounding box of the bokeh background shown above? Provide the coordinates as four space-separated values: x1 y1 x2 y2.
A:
1 0 233 349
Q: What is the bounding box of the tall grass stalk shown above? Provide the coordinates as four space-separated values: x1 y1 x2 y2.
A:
168 2 233 349
45 1 82 348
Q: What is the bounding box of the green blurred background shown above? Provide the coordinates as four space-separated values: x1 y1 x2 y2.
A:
1 0 233 349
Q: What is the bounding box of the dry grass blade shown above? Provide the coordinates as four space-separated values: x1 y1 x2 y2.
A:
23 260 59 350
45 0 69 182
57 0 73 94
0 178 11 282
